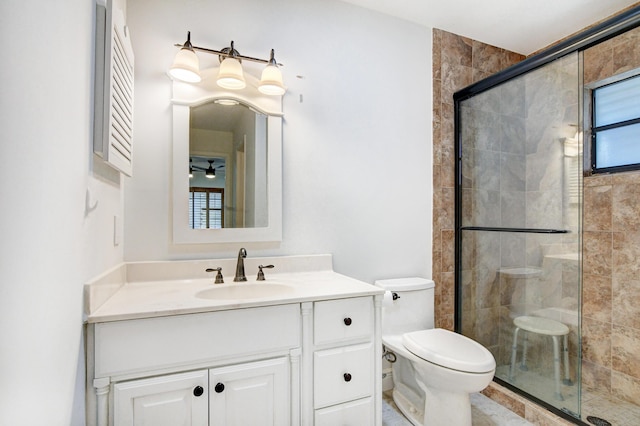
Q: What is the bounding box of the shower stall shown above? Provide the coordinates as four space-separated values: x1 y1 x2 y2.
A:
454 7 640 424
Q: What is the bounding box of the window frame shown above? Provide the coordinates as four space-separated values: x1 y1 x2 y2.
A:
590 73 640 174
189 187 224 229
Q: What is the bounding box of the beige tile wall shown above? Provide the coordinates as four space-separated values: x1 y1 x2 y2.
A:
581 25 640 405
583 172 640 403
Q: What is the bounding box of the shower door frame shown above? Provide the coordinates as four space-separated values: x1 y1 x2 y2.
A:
453 5 640 424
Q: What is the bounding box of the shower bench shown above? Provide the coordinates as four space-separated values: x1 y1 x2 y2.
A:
509 315 572 400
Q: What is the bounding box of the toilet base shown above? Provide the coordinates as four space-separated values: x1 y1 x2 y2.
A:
391 382 473 426
392 383 424 426
421 385 472 426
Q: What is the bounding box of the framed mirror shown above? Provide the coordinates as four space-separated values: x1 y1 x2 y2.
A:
171 72 282 244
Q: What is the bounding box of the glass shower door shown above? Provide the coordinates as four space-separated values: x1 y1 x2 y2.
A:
456 52 582 418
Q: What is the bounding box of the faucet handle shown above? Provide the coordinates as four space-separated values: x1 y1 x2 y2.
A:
206 267 224 284
256 264 275 281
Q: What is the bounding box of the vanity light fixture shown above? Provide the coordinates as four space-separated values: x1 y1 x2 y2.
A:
170 32 286 95
169 32 201 83
217 41 245 90
258 49 286 95
189 159 194 179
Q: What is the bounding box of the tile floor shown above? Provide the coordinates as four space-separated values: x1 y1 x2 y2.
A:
382 391 533 425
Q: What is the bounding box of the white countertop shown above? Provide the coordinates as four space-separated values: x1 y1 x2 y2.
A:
86 268 383 323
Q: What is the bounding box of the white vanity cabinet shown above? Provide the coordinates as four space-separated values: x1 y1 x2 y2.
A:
85 263 383 426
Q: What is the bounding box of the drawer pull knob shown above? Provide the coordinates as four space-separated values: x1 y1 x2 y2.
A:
193 386 204 397
215 383 225 393
343 373 352 382
344 317 352 326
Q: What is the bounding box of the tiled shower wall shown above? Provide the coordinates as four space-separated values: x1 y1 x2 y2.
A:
431 28 524 330
582 26 640 405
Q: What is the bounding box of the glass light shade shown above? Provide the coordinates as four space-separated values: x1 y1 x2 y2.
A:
169 48 201 83
258 64 286 95
217 58 246 90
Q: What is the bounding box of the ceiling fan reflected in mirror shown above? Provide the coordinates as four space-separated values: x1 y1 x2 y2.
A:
189 157 225 179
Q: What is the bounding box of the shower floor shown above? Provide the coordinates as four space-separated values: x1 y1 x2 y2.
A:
496 364 579 414
496 364 640 425
582 388 640 426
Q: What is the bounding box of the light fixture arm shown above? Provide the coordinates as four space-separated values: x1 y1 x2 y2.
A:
183 31 194 50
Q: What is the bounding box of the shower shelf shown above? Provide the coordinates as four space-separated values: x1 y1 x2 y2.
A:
460 226 569 234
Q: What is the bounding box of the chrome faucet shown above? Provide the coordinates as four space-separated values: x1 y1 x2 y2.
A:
234 248 247 282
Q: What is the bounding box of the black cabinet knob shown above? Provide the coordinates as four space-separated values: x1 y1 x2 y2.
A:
193 386 204 397
343 373 352 382
344 317 352 326
215 382 225 393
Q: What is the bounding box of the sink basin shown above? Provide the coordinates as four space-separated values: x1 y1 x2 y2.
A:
195 283 293 300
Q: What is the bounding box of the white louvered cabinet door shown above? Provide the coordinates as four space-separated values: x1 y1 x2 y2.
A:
94 0 134 176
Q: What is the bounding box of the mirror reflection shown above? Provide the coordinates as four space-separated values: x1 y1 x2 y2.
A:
189 101 268 229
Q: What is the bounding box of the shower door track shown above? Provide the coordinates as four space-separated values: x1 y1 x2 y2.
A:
460 226 569 234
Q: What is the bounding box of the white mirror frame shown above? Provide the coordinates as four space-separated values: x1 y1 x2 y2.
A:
171 70 283 244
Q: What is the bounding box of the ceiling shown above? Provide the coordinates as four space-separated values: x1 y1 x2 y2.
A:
191 101 254 132
339 0 639 54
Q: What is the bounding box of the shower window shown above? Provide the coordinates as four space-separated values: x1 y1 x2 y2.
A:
591 73 640 172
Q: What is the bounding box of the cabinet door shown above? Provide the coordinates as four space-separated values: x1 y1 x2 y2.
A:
209 357 289 426
113 370 208 426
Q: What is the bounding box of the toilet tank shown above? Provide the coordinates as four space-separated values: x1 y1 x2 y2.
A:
375 278 435 336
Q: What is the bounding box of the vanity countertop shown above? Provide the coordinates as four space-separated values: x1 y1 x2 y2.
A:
86 257 383 323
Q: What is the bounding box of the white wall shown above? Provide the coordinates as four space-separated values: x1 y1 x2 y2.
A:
126 0 433 283
0 0 125 424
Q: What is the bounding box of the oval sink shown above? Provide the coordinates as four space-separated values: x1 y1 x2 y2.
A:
196 283 293 300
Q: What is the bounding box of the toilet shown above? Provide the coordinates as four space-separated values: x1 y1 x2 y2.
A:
376 278 496 426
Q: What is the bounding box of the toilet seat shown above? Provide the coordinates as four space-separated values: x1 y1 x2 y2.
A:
402 329 496 373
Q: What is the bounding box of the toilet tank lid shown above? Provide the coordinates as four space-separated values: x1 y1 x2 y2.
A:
374 277 434 291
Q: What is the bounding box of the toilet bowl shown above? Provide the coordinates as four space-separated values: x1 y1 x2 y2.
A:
376 278 496 426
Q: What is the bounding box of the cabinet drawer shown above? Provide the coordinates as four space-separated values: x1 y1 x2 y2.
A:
314 397 372 426
313 342 373 408
94 304 300 377
314 297 373 346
